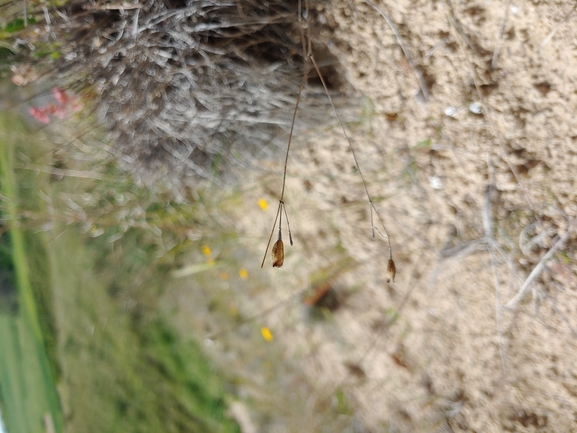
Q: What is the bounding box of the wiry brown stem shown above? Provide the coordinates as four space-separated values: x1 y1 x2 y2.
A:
279 70 307 201
260 202 282 268
282 201 293 246
262 1 310 268
309 54 393 260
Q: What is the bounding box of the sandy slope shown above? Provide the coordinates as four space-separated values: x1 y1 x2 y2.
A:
221 1 577 431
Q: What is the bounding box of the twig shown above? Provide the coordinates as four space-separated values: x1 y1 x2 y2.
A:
504 221 573 309
491 0 511 69
309 54 393 260
364 0 429 102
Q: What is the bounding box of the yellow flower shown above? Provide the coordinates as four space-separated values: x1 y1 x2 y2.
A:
258 198 268 211
239 268 248 280
207 258 215 266
261 327 273 341
201 245 211 257
220 272 229 280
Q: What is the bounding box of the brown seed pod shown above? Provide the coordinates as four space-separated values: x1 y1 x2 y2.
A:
272 239 284 268
386 259 396 283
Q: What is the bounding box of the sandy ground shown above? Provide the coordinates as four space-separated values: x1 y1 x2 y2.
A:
168 0 577 432
6 0 577 430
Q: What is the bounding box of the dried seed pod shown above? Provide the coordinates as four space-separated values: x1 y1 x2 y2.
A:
272 239 284 268
386 259 396 283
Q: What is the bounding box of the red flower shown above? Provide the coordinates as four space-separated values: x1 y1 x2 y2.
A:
52 87 69 104
29 107 51 124
29 88 83 123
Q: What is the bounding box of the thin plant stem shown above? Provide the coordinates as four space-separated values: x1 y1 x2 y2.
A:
370 203 375 239
279 73 307 201
277 203 283 240
262 1 311 267
504 221 572 309
261 63 306 268
282 201 293 245
309 54 393 259
260 202 282 268
280 0 311 201
364 0 428 102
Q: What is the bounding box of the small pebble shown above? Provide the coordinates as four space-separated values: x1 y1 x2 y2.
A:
444 106 457 117
469 101 482 114
429 176 443 190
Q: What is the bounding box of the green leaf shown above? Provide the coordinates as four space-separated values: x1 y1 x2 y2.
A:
4 19 24 33
4 17 36 33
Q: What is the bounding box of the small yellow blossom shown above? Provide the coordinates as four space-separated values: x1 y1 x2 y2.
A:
220 272 229 280
201 245 211 257
258 198 268 211
239 268 248 280
261 327 273 342
207 258 215 266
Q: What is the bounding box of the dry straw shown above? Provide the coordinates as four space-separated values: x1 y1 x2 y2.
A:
8 0 332 188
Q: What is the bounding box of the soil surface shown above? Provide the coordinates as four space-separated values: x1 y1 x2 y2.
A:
172 1 577 432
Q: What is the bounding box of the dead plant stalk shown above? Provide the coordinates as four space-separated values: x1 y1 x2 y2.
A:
309 54 394 272
262 2 394 273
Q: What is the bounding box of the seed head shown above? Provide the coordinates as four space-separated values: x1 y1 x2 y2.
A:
386 259 396 283
272 239 284 268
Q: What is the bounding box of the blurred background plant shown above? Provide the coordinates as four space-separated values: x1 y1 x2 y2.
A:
0 0 365 432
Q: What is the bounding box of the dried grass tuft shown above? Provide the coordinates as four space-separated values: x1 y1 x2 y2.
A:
11 0 341 187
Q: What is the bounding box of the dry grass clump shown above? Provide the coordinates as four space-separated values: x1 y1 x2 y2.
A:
10 0 341 187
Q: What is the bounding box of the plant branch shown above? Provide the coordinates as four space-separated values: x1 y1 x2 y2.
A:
504 221 572 309
309 54 393 259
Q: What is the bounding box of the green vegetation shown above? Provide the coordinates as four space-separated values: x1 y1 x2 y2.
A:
0 111 240 433
47 224 239 433
0 112 64 433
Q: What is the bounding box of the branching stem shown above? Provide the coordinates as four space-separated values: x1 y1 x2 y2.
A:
309 54 393 259
261 1 310 267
